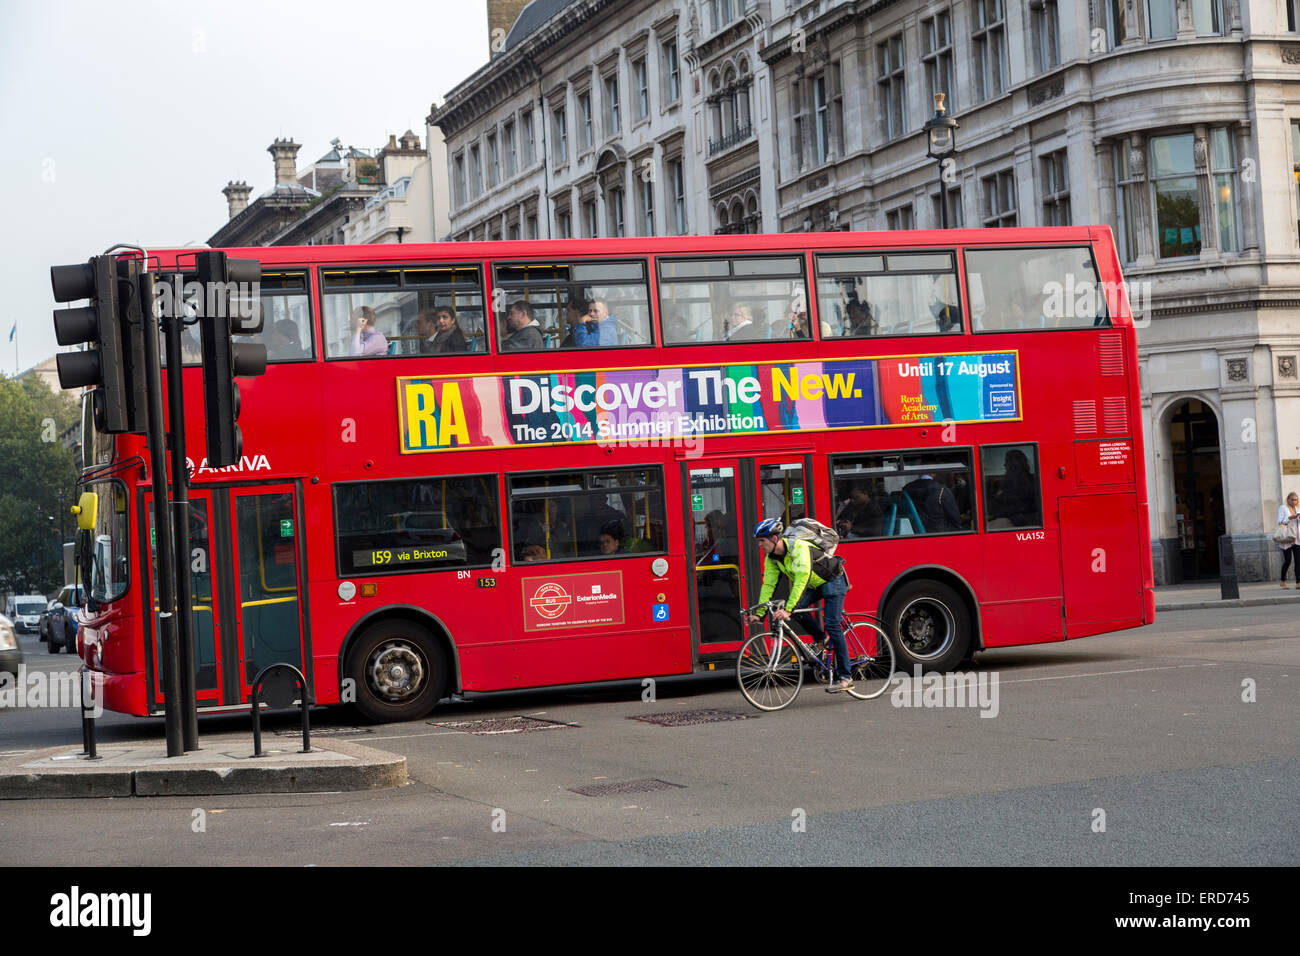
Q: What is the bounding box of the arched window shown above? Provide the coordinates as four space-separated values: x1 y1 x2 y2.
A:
722 66 737 136
708 72 723 141
716 203 730 234
737 59 752 131
745 193 759 233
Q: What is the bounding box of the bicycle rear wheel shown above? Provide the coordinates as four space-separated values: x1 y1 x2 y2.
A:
842 620 896 700
737 632 804 711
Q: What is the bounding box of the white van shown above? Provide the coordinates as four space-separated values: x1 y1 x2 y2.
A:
11 594 48 633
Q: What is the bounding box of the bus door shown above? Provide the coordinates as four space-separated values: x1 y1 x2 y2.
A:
226 485 309 702
686 455 811 660
143 489 223 709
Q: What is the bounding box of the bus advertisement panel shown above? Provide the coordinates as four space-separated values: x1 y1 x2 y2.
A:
398 351 1021 452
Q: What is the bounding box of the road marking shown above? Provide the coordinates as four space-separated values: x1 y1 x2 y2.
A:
366 731 473 742
0 750 34 757
998 663 1220 684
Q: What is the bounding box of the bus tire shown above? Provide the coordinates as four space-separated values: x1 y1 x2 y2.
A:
883 580 971 673
347 620 447 723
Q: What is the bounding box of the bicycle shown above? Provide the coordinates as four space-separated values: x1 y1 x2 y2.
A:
735 601 896 711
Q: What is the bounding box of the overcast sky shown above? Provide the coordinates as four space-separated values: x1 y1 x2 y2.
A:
0 0 489 375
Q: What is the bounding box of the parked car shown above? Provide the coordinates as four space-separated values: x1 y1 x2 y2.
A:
0 613 21 677
45 603 78 655
10 595 47 634
39 584 85 646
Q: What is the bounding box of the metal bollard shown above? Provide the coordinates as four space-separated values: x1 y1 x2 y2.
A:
78 667 101 760
249 663 312 757
1219 535 1239 601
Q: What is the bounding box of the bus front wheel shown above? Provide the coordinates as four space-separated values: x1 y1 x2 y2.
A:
347 621 448 723
883 580 971 674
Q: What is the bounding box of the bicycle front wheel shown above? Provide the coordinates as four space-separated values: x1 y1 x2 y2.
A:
737 632 804 711
843 621 896 700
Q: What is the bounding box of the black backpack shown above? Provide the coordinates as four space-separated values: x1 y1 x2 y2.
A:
783 518 845 580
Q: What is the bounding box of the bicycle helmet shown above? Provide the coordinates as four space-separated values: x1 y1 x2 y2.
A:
753 517 784 538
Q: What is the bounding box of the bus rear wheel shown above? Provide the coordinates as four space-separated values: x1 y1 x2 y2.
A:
348 621 447 723
883 580 971 674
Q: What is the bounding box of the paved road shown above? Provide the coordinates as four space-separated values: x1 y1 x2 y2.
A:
1 605 1296 866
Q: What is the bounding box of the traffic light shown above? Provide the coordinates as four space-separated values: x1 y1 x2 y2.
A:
50 255 147 433
195 251 266 468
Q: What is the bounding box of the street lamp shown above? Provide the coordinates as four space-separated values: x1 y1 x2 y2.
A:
924 92 959 229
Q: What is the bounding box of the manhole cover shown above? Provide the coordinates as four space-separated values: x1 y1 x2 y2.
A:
627 709 753 727
429 716 577 735
273 726 371 737
569 778 685 797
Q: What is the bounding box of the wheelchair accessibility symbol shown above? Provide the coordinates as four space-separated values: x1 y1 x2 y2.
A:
652 603 670 621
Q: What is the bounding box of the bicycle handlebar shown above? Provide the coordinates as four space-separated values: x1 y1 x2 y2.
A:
739 601 813 618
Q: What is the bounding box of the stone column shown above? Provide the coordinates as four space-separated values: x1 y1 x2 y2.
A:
1193 124 1218 259
1094 141 1117 239
1122 0 1143 44
1235 122 1260 256
623 158 635 237
1128 133 1156 266
649 144 666 237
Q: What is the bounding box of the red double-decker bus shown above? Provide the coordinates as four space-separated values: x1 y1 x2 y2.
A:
71 226 1153 721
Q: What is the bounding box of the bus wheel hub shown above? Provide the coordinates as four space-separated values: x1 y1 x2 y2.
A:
369 643 424 700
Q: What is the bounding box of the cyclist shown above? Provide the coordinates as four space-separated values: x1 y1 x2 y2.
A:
747 517 854 692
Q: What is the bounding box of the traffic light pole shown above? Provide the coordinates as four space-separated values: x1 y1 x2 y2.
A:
136 266 184 757
161 279 200 751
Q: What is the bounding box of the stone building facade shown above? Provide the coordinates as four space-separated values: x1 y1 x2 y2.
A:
436 0 1300 583
758 0 1300 583
431 0 785 244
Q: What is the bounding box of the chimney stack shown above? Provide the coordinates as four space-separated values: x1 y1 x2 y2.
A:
222 180 252 219
268 138 301 185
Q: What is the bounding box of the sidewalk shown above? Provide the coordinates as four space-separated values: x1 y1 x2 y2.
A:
1154 580 1300 612
0 734 406 800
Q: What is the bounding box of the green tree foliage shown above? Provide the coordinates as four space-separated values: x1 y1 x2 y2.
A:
0 374 79 595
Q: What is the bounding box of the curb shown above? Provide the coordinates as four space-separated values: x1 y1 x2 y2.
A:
0 737 407 800
1155 596 1300 612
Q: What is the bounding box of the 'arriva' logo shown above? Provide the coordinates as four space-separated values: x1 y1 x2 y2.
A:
185 454 272 478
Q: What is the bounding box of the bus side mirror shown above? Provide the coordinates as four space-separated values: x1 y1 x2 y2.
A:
73 492 98 532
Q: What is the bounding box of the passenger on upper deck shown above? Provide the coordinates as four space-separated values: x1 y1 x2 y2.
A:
419 306 469 353
501 300 544 352
723 304 760 342
267 319 307 360
575 296 620 347
349 306 388 356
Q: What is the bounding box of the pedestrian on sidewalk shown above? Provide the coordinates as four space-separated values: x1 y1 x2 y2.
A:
1278 491 1300 588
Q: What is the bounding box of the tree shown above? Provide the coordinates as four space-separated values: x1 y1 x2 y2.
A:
0 374 79 595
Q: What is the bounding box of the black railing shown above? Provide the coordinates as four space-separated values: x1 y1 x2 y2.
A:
708 123 754 156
